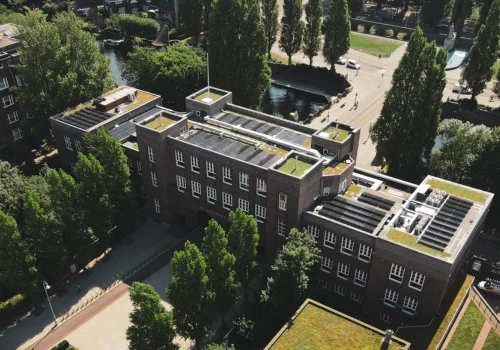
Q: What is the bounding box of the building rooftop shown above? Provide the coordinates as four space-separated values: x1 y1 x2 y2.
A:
265 299 410 350
137 109 184 132
54 86 160 131
315 122 354 143
187 86 229 105
0 24 19 51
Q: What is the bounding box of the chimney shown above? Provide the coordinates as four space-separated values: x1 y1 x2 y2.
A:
383 329 393 344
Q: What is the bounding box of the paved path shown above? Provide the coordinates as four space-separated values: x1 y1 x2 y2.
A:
442 296 471 349
472 320 492 350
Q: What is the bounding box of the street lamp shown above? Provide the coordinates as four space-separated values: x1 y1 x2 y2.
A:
359 50 362 64
355 91 358 106
43 281 58 326
379 73 384 88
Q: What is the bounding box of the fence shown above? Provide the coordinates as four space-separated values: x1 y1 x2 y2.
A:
470 286 500 335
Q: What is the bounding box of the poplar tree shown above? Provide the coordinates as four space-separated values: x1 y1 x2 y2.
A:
419 0 453 30
322 0 350 72
279 0 305 66
476 0 494 32
463 0 500 100
303 0 323 66
261 0 280 58
182 0 203 44
370 27 447 180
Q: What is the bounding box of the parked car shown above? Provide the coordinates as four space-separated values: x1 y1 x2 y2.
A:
452 84 472 94
336 56 346 65
347 59 360 70
436 23 449 31
478 281 500 296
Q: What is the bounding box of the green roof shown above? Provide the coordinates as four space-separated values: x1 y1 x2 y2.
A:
426 179 487 204
386 229 452 258
325 126 351 142
276 158 313 177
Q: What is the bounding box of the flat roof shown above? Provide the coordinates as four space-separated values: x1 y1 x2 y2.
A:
188 86 229 104
109 108 162 141
0 24 20 49
265 299 410 350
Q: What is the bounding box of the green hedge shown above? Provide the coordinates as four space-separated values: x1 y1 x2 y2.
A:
0 294 29 325
50 340 78 350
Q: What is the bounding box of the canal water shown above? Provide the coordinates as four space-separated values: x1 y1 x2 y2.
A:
99 41 327 119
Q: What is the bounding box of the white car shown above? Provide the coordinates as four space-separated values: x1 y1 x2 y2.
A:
478 281 500 296
337 56 346 65
452 84 472 94
347 59 361 70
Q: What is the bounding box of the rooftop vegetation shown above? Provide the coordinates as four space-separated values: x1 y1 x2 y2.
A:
145 115 177 131
344 184 363 198
194 91 224 102
426 179 487 204
277 158 313 177
270 304 404 350
325 126 351 142
322 162 351 176
386 229 452 258
123 91 157 111
447 302 485 350
484 328 500 350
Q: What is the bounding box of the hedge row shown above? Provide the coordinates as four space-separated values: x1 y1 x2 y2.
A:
0 294 29 325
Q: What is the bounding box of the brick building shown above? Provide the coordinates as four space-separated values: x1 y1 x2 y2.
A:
50 86 493 329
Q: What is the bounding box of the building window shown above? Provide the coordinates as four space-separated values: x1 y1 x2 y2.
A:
358 244 372 263
324 231 336 249
351 292 363 303
278 220 286 236
255 205 266 222
140 184 146 197
222 192 233 210
154 199 160 213
15 75 22 86
323 187 330 196
176 175 186 192
334 285 346 296
239 172 249 191
340 237 354 255
131 7 138 14
7 111 18 124
320 279 329 289
12 128 23 141
279 193 287 211
238 198 249 213
321 256 333 273
70 161 76 174
0 77 9 90
137 160 142 175
339 179 347 193
148 147 155 163
191 181 201 198
389 264 405 284
256 178 267 197
206 161 216 179
380 313 393 324
64 135 73 151
118 7 125 13
384 289 399 308
398 320 409 328
402 296 418 315
151 171 158 187
223 167 232 184
409 271 425 291
307 224 319 239
175 150 184 167
207 186 217 204
337 262 350 280
127 157 133 168
354 269 368 287
75 140 82 153
190 156 199 173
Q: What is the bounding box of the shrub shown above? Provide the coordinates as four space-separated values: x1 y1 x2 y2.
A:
234 315 255 341
51 340 70 350
364 24 373 33
0 294 29 325
169 25 185 40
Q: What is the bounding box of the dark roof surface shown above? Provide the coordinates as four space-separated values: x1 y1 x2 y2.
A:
109 108 162 141
61 108 111 130
358 192 395 211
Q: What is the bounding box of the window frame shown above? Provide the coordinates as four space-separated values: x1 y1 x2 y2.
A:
206 186 217 204
323 186 331 196
354 269 367 287
222 192 233 211
75 140 82 153
12 127 22 141
2 94 14 108
380 312 393 324
337 262 350 280
402 296 418 316
277 220 286 237
70 161 76 174
7 111 18 124
154 199 161 213
389 264 405 284
140 183 146 198
334 285 346 296
351 292 363 303
148 147 155 163
176 175 186 192
206 161 216 179
321 256 333 273
15 75 22 87
239 172 249 191
340 237 354 256
408 271 425 291
278 193 287 211
151 171 158 187
319 278 329 289
358 244 372 263
191 181 201 198
238 198 249 213
190 155 199 173
0 77 9 90
307 224 320 239
222 166 232 185
255 204 266 222
64 135 73 151
384 289 399 308
324 231 336 249
137 160 142 175
175 150 184 168
256 178 267 197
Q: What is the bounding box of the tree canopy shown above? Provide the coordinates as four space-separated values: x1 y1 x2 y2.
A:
261 0 280 58
16 11 113 141
419 0 454 29
322 0 350 72
182 0 203 44
303 0 323 66
279 0 305 66
110 14 160 40
209 0 271 108
370 27 447 180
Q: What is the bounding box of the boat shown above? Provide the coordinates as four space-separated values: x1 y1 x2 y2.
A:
103 38 124 47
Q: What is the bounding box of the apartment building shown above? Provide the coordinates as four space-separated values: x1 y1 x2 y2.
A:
50 85 493 329
0 24 25 154
104 0 160 15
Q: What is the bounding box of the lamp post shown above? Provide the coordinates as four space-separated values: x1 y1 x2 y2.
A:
359 50 362 64
43 281 58 326
379 73 384 87
355 91 358 106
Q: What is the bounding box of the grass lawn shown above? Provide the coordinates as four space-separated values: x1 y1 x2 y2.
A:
494 61 500 80
325 126 351 142
386 229 452 258
194 91 224 102
349 33 402 56
277 158 312 177
483 328 500 350
447 302 485 350
271 304 403 350
426 179 487 204
271 52 299 65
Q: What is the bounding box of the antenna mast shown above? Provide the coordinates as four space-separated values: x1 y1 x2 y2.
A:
207 54 210 96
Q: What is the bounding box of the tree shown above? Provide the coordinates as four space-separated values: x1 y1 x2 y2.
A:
262 0 280 59
204 344 235 350
0 211 43 303
322 0 351 72
370 27 447 180
75 153 113 252
493 69 500 98
126 282 177 350
227 208 259 306
419 0 454 29
348 0 364 17
84 128 135 239
463 0 500 100
124 45 207 110
261 228 320 311
209 0 271 107
202 0 213 31
303 0 323 66
279 0 305 66
476 0 494 32
16 12 113 141
46 169 94 268
201 220 239 325
110 14 160 40
182 0 203 44
23 189 68 283
166 242 215 350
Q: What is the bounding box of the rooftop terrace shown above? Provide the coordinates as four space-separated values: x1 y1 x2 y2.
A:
188 86 228 104
275 156 315 177
266 299 410 350
316 123 354 143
